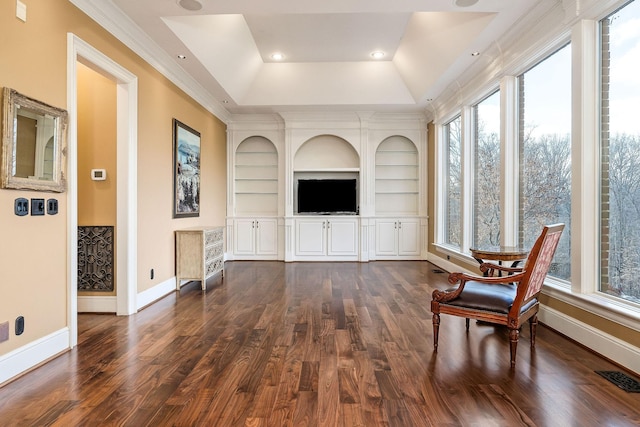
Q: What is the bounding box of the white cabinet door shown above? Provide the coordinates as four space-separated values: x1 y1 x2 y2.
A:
295 217 358 258
255 218 278 255
327 218 358 256
234 219 256 255
397 218 420 256
374 218 420 257
295 218 326 256
375 219 399 256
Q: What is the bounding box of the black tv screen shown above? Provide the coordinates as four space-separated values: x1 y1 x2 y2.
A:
297 179 357 214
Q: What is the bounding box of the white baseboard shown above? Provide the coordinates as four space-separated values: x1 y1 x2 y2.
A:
77 277 176 313
538 305 640 374
0 328 70 386
137 276 176 310
77 296 117 313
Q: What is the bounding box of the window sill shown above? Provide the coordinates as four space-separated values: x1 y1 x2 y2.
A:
542 282 640 333
434 243 471 261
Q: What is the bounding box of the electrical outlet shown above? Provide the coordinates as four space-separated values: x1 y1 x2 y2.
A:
15 316 24 335
14 198 28 216
47 199 58 215
0 321 9 343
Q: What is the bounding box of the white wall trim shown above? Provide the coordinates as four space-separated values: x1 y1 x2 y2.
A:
77 296 117 313
538 305 640 375
68 33 139 352
137 277 176 311
0 328 70 386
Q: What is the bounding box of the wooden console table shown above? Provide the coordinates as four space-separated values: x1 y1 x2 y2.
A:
175 226 224 291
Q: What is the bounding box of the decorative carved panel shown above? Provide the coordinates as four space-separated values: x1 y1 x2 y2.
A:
78 226 114 291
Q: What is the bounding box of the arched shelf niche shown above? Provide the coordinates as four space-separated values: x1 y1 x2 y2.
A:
375 136 418 215
294 134 359 171
234 136 278 215
293 135 360 215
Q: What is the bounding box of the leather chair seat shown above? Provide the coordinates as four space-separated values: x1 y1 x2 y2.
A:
441 282 536 314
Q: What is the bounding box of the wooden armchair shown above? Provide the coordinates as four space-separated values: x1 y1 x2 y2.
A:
431 224 564 368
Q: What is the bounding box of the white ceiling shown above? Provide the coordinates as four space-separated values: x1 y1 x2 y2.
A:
86 0 539 116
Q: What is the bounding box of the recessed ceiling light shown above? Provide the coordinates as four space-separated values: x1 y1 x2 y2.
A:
270 53 284 61
177 54 187 60
177 0 202 11
471 51 480 57
371 51 385 59
454 0 479 7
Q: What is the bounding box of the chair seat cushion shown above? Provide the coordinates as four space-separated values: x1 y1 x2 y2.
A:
441 281 536 314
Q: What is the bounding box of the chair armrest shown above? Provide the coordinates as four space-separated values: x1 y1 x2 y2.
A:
480 262 524 276
432 271 526 303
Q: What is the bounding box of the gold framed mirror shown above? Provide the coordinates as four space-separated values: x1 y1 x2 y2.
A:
2 87 68 192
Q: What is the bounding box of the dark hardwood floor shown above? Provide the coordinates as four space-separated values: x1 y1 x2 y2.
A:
1 261 639 426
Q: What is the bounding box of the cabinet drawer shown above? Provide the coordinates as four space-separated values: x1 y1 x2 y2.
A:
205 242 224 262
205 228 223 246
205 257 224 277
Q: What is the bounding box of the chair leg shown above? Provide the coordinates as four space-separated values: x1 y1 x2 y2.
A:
465 318 470 331
509 327 519 368
529 315 538 348
432 314 440 350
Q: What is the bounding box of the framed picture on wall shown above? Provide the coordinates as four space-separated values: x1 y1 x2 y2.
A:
173 118 201 218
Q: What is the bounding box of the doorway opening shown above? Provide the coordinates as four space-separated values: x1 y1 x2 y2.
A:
67 34 138 347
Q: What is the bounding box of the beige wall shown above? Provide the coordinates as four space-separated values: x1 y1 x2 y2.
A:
0 0 226 355
425 123 640 350
77 63 117 228
77 63 117 297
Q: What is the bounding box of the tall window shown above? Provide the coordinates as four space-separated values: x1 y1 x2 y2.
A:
473 91 501 248
445 116 462 247
600 0 640 303
518 45 572 281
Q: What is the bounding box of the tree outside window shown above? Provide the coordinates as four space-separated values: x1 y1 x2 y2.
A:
473 91 501 248
445 116 462 248
518 45 572 281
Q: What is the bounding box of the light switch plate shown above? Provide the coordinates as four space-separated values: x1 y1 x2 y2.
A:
16 0 26 22
31 198 45 216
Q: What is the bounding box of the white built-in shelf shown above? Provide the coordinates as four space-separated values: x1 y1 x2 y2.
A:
375 138 419 215
235 138 278 215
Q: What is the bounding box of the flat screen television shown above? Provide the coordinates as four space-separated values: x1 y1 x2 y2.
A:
297 179 357 214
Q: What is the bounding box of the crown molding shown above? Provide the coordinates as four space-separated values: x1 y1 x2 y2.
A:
69 0 231 124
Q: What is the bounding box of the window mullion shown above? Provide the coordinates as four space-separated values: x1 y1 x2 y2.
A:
572 19 599 295
501 76 519 246
461 105 474 255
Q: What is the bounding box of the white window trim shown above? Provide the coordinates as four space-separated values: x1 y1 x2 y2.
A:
461 105 474 254
572 19 601 296
501 76 519 245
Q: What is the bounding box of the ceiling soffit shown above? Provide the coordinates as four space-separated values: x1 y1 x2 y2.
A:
163 11 496 107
